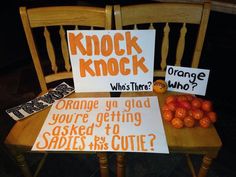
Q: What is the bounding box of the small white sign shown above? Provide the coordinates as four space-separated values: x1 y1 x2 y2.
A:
32 96 169 153
67 30 155 92
165 65 210 96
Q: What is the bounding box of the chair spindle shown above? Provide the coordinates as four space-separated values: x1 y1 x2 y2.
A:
161 22 170 71
149 23 154 29
175 23 187 66
59 26 71 72
44 26 58 73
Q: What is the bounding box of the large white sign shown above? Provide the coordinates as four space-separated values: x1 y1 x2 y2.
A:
32 96 169 153
165 65 210 96
67 30 155 92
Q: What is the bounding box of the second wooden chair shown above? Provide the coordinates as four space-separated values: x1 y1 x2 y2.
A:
114 2 222 177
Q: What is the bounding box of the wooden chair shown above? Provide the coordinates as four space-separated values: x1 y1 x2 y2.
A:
4 5 112 177
114 1 222 177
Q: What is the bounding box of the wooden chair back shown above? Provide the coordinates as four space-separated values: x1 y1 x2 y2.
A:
114 2 211 77
20 5 112 92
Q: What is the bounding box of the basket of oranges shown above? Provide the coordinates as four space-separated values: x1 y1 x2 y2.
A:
161 94 217 128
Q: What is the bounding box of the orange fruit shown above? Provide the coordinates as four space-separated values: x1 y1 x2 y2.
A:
171 118 184 129
165 95 176 104
162 110 174 122
185 95 194 102
166 102 177 112
175 107 187 119
162 103 170 111
201 100 213 112
188 109 193 116
184 116 195 128
163 95 216 129
199 117 211 128
192 109 204 120
191 98 202 109
153 80 168 94
179 100 192 110
207 111 217 123
177 95 188 102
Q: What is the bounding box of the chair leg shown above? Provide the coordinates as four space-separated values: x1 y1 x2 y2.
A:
116 153 125 177
8 147 32 177
97 152 109 177
34 153 48 177
197 155 213 177
186 154 197 177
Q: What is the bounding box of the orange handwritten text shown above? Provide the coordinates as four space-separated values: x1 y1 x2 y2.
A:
35 132 86 151
68 31 148 77
124 97 150 112
79 55 148 77
55 99 99 112
111 134 148 151
69 32 142 56
95 111 142 127
51 124 94 136
88 136 109 151
48 113 88 125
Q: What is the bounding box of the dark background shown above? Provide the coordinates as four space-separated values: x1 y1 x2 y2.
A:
1 0 236 177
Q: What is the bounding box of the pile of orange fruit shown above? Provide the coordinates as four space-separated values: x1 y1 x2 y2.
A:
161 94 217 128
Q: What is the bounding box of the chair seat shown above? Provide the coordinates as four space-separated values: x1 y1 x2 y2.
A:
5 92 110 149
120 91 222 157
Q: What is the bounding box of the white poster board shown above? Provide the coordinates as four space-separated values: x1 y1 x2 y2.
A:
32 96 169 153
165 65 210 96
67 30 155 92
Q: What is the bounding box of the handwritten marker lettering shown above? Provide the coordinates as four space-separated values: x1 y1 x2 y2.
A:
69 32 148 77
67 30 155 92
32 97 169 153
165 65 210 96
